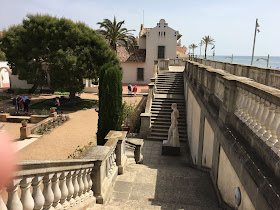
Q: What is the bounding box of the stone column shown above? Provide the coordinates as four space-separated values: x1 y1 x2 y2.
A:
140 113 152 138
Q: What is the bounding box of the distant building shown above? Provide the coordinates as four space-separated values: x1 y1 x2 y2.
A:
118 19 182 85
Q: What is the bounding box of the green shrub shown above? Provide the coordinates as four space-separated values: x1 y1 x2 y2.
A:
97 63 123 145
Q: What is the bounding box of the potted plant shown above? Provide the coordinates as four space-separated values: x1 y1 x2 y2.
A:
21 119 28 127
50 107 57 113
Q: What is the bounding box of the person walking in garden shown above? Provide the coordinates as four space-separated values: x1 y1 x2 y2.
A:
133 85 137 97
17 96 22 111
128 83 132 96
12 97 17 111
21 95 30 113
55 97 63 113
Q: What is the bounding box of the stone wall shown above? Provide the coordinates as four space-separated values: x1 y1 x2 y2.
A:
184 60 280 209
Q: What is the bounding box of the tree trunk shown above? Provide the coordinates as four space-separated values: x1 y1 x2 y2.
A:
205 45 207 59
69 91 75 100
29 84 38 94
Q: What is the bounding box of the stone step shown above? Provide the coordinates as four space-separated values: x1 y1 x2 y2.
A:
151 108 186 113
153 99 185 102
151 123 187 129
148 132 188 140
156 90 184 93
6 116 31 123
151 127 187 134
151 117 186 123
152 121 186 127
156 87 183 89
151 110 186 115
156 91 184 94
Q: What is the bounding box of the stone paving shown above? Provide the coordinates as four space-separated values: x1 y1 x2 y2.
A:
89 140 220 210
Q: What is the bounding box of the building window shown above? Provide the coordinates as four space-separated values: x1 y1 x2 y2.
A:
158 46 165 59
137 68 144 81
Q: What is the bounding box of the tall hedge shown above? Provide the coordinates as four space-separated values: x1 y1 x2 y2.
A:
97 63 123 145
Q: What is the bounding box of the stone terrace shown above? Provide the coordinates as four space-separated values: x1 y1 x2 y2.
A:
89 140 220 210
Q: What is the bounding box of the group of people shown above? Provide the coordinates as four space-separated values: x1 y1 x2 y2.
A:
127 83 138 96
12 95 30 113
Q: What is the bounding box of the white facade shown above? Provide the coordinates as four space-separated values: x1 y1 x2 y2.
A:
0 61 10 88
121 19 180 85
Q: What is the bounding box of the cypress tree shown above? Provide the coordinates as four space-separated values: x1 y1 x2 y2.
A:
97 63 123 145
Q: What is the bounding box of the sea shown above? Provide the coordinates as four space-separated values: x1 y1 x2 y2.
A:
203 55 280 69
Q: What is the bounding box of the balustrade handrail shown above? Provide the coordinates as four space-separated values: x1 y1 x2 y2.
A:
17 159 95 176
193 57 280 89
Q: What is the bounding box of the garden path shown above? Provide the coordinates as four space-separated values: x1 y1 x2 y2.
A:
18 94 143 160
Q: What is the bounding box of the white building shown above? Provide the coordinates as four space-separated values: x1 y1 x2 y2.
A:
119 19 182 85
0 61 11 88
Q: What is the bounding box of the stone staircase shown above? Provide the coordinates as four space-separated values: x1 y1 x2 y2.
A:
155 71 184 95
148 70 187 141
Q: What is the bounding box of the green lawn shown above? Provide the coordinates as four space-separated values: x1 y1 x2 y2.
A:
30 98 98 111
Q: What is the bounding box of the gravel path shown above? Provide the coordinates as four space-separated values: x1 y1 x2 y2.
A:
18 94 143 160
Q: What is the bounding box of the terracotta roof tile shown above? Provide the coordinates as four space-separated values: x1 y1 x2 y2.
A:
117 46 146 63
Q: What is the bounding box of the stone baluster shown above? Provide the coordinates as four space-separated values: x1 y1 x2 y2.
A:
32 175 45 210
0 190 8 210
242 93 252 122
239 91 249 120
72 170 80 205
234 88 242 115
6 178 23 210
20 177 35 210
272 124 280 155
59 172 68 208
42 173 55 209
51 173 62 209
248 96 260 127
267 107 280 147
245 94 256 125
87 169 93 197
82 169 89 199
66 171 75 207
249 97 262 129
253 99 265 132
257 101 270 137
261 104 276 141
236 89 245 117
78 170 85 202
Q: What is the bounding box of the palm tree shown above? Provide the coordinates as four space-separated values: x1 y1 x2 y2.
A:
189 44 198 55
199 40 204 57
97 16 136 52
202 35 215 59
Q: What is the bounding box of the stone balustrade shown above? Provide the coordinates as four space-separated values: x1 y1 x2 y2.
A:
83 131 128 204
140 62 158 138
169 58 185 66
193 57 280 89
0 160 95 210
185 60 280 177
157 59 169 70
234 86 280 156
1 130 143 208
185 60 280 209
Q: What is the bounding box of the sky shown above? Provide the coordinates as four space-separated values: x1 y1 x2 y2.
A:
0 0 279 56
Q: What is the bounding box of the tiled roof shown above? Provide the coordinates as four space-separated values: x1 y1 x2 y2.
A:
117 46 146 63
